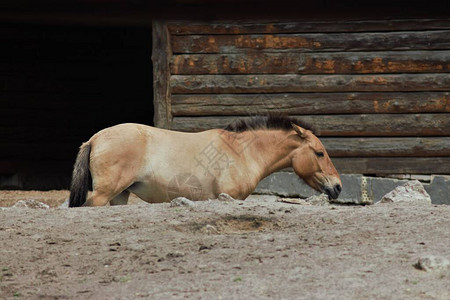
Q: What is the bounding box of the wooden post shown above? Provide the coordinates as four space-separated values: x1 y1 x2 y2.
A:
152 20 172 129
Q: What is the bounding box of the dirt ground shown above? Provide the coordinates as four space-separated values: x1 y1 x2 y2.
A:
1 191 449 300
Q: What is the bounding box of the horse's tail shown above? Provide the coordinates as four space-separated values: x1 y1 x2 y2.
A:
69 142 92 207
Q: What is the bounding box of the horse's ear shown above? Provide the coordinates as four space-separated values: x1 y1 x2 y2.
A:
291 122 307 139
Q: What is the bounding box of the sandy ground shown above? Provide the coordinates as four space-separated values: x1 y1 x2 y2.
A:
0 191 449 300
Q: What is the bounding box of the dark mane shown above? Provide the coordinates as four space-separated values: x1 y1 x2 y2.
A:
224 115 315 133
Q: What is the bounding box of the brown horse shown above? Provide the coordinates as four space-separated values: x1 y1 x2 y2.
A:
69 115 341 207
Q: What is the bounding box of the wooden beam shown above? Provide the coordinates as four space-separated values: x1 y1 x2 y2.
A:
333 157 450 174
168 19 450 35
152 20 172 129
171 51 450 75
171 74 450 94
171 31 450 54
171 114 450 136
322 137 450 157
171 92 450 116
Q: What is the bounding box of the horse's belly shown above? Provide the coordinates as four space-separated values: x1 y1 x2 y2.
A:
128 175 217 203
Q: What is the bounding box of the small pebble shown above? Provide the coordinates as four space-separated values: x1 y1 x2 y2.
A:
414 255 450 272
170 197 195 208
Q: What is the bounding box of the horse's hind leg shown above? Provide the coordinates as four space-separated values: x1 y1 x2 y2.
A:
83 190 115 206
110 190 130 206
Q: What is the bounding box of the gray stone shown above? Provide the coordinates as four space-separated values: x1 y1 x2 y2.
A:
12 199 50 209
426 175 450 205
255 172 319 198
334 174 367 204
379 180 431 204
166 251 185 258
170 197 195 208
277 194 330 206
59 198 69 208
255 172 367 205
254 172 450 205
305 193 330 206
367 177 410 203
199 224 219 234
366 175 449 205
277 198 310 205
218 193 236 201
414 255 450 272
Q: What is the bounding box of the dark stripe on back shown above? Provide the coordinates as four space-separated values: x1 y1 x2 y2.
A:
224 114 315 133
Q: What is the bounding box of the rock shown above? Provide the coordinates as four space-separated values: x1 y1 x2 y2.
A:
59 199 69 208
218 193 236 202
166 251 185 258
277 194 329 206
426 175 450 205
12 199 50 209
277 198 310 205
379 180 431 204
306 194 330 206
199 224 219 234
414 255 450 272
170 197 195 208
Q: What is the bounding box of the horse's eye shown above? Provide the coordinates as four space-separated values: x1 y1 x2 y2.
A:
315 151 324 158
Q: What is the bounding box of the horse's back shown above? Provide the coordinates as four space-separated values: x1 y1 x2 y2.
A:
88 123 223 179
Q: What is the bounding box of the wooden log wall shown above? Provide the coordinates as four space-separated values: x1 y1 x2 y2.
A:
154 19 450 175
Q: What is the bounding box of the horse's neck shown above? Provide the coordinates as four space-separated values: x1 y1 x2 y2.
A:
237 129 295 180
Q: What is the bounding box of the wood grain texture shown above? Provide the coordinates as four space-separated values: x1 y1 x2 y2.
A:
171 51 450 75
152 20 172 129
171 31 450 54
171 74 450 94
171 92 450 116
333 157 450 174
171 114 450 136
166 19 450 175
322 137 450 157
168 19 450 35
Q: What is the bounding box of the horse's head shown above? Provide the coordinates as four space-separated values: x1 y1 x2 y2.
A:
290 123 342 200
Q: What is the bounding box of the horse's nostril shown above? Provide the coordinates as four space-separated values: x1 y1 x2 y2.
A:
335 184 342 193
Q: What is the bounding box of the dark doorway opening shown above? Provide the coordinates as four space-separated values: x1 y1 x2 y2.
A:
1 23 153 189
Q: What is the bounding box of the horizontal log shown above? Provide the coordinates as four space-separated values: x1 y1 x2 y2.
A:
171 31 450 54
333 157 450 174
171 114 450 136
322 137 450 157
168 19 450 35
171 74 450 94
171 92 450 116
171 51 450 75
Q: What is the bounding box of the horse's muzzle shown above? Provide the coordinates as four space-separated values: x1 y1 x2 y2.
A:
324 184 342 200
